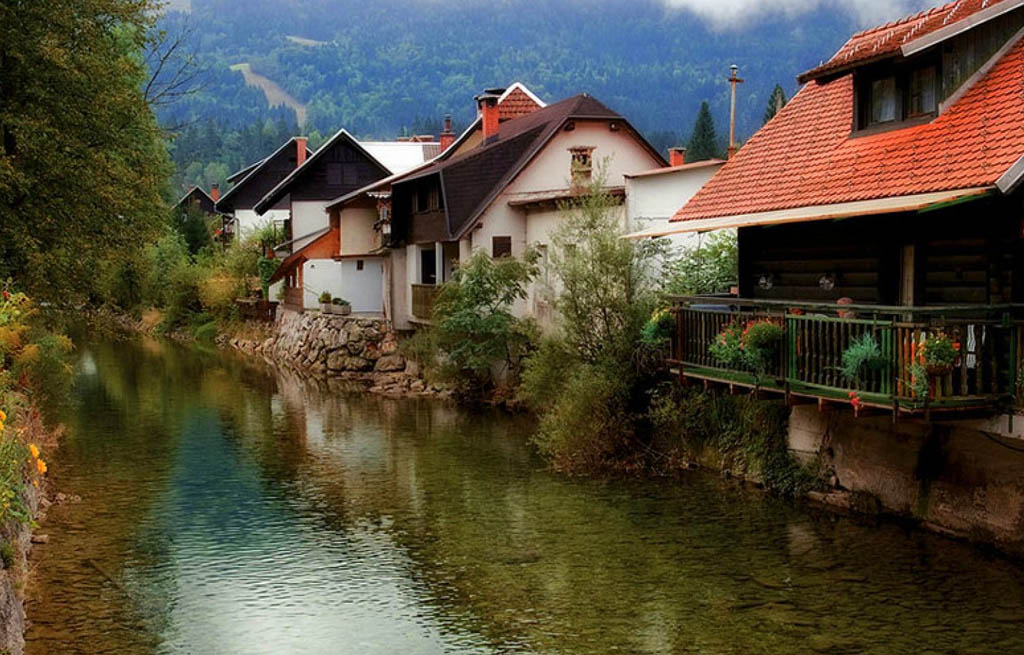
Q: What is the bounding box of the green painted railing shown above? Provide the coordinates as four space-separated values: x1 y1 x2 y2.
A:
670 297 1024 414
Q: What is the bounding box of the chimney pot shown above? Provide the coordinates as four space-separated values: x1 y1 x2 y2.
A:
439 113 455 152
669 147 686 167
475 91 501 143
210 183 220 202
295 136 308 167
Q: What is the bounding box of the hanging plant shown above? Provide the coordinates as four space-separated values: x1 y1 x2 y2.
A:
839 333 888 386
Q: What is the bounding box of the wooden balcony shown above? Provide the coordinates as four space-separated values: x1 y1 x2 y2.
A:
282 287 304 311
411 284 439 320
671 297 1024 416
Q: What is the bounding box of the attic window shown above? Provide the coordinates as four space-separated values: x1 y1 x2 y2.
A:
416 185 441 213
857 60 940 131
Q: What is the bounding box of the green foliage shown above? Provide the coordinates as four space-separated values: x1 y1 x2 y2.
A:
763 84 789 124
0 0 171 300
648 386 815 497
909 362 931 400
686 101 722 162
665 230 737 296
0 540 13 569
256 257 278 299
708 319 783 381
172 205 214 256
640 308 676 347
920 333 959 368
839 333 888 385
520 174 670 471
431 248 539 389
318 291 332 304
331 298 349 306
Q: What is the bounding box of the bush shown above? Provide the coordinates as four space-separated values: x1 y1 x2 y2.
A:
839 332 888 385
318 291 332 304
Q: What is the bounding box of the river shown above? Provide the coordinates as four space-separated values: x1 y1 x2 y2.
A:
22 335 1024 654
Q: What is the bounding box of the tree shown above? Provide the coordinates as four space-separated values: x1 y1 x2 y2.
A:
665 231 738 296
0 0 170 299
432 248 539 389
763 84 788 125
172 205 213 256
686 101 721 162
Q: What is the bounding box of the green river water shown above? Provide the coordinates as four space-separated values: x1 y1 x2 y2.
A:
21 335 1024 654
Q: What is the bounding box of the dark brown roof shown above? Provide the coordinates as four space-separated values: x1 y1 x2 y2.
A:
394 94 663 240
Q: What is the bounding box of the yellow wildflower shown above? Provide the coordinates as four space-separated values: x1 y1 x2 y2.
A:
28 444 39 459
32 480 38 488
35 458 46 475
0 410 6 422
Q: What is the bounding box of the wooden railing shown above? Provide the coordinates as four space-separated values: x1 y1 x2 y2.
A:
411 284 439 320
235 299 278 322
671 297 1024 415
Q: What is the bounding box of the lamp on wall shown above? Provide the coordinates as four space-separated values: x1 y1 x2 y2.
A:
819 273 836 291
757 273 774 290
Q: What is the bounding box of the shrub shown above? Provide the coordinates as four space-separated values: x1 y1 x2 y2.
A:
708 319 782 381
640 308 675 346
664 230 737 296
839 332 888 385
332 297 349 306
318 291 332 304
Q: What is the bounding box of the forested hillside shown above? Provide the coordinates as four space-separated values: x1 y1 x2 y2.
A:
160 0 876 192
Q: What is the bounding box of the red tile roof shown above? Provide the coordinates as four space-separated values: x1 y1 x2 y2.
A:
673 28 1024 224
498 86 543 121
800 0 1015 82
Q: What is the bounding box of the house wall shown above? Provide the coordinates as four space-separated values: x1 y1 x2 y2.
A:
339 257 384 313
302 259 343 308
625 166 721 250
235 208 291 241
340 206 378 256
390 248 411 330
291 200 331 251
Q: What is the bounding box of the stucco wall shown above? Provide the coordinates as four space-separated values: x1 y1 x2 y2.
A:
235 208 290 241
291 200 330 250
625 166 721 250
340 206 378 256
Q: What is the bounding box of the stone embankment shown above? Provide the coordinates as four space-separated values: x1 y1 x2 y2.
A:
222 309 448 398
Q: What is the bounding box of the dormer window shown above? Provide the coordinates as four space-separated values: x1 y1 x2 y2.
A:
857 60 939 131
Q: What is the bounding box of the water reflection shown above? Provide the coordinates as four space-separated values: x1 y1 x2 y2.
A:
25 337 1024 654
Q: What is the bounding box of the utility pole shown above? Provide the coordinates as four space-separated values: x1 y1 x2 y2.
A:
728 64 744 160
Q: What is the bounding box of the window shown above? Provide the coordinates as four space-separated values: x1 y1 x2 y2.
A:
858 61 940 130
492 236 512 258
568 146 595 182
909 65 937 117
416 185 441 213
870 77 898 124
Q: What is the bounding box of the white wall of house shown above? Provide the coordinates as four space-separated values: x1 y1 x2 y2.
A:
291 200 331 251
624 164 722 250
339 257 384 313
235 208 290 241
301 258 343 308
339 207 378 256
389 249 410 330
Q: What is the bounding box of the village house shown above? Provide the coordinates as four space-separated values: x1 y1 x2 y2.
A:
173 184 219 217
254 129 438 311
664 0 1024 418
215 137 314 243
300 83 549 322
658 0 1024 547
380 90 668 329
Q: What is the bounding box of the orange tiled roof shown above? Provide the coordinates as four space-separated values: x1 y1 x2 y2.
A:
800 0 1014 82
672 27 1024 223
499 87 542 121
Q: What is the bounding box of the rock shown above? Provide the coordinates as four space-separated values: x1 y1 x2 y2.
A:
375 354 405 372
30 534 49 545
326 351 349 371
410 379 426 392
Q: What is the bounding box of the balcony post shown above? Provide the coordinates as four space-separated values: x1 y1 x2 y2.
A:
434 241 444 285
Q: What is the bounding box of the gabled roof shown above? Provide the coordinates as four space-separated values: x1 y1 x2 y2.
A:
226 158 263 183
253 129 394 215
672 12 1024 228
625 159 725 179
174 185 215 210
440 82 547 158
361 141 440 174
800 0 1020 82
216 137 312 212
396 93 666 240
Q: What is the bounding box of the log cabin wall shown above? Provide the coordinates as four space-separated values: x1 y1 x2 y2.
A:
737 195 1022 306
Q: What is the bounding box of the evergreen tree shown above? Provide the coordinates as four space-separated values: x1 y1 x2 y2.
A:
686 101 720 162
763 84 788 125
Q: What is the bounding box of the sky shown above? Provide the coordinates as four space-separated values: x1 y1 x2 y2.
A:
659 0 937 29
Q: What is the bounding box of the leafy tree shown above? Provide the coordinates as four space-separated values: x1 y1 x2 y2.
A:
0 0 171 299
763 84 788 125
686 102 721 162
172 205 213 256
665 230 737 296
432 248 539 389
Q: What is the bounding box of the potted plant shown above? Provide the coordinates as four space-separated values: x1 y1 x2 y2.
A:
332 297 351 315
918 332 960 375
709 318 783 385
318 291 332 313
839 332 889 387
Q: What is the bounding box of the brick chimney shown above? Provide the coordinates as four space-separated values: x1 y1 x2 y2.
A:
439 114 455 152
295 137 308 167
475 90 501 143
669 147 686 167
210 183 220 202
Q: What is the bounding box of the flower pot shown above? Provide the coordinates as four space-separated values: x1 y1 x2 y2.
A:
926 363 953 376
334 304 352 316
320 302 331 313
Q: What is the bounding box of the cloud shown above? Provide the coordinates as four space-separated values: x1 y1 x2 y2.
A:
660 0 936 30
